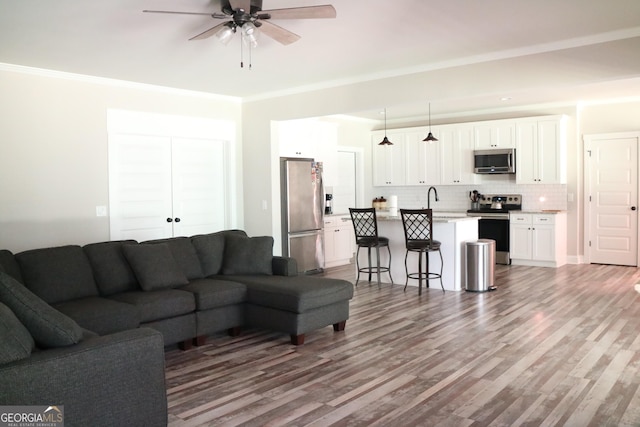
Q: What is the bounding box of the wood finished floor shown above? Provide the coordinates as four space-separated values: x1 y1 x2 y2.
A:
165 263 640 426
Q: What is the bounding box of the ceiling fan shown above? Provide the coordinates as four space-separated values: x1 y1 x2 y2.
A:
143 0 336 46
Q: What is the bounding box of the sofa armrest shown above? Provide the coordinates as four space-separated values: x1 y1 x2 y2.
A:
0 327 167 427
272 256 298 276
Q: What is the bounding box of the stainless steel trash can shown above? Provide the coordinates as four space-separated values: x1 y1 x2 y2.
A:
465 239 496 292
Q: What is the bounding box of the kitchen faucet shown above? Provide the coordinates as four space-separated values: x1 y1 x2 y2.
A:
427 186 439 209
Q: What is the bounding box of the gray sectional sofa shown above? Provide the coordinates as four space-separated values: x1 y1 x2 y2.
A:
0 229 354 426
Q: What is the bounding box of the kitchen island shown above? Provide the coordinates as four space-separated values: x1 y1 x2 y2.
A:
357 213 479 292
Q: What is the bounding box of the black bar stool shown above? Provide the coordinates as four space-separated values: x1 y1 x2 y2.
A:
349 208 393 286
400 209 444 294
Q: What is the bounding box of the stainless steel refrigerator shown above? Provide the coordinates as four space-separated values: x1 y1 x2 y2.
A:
281 158 324 274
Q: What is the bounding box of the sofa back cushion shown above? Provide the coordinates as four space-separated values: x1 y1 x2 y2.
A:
122 243 189 291
222 236 274 275
0 249 23 283
0 272 84 348
84 240 140 296
0 301 35 363
192 230 247 277
143 237 204 280
16 245 99 304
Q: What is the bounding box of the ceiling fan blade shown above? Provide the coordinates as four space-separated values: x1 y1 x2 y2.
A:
189 22 229 40
143 10 226 18
229 0 251 12
258 20 301 45
260 5 336 20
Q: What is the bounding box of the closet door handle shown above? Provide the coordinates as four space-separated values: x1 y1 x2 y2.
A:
166 218 173 223
174 217 181 223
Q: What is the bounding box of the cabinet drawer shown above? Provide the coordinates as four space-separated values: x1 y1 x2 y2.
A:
533 214 555 225
510 213 532 223
323 217 338 228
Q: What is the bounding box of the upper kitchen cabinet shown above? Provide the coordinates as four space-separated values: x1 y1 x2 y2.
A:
516 116 566 184
276 120 314 158
405 129 441 186
474 121 516 149
372 131 406 186
276 119 338 185
441 125 478 185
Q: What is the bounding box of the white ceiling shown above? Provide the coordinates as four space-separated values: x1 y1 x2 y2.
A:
2 0 640 122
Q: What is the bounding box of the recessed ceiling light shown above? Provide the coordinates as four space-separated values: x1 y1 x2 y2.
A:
500 97 512 101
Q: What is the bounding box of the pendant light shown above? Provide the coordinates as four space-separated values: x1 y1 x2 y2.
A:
423 102 438 142
379 108 393 145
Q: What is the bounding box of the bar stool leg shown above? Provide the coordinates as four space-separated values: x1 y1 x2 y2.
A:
367 247 372 283
355 246 362 286
425 250 430 290
418 249 423 296
375 246 381 287
387 246 393 284
403 250 409 291
438 249 445 292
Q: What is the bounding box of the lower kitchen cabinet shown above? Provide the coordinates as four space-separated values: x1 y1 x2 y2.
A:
510 212 567 267
324 215 355 268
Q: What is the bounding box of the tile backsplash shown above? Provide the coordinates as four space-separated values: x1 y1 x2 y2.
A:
372 184 568 212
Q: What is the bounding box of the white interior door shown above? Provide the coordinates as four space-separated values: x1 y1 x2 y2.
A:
584 133 639 266
109 134 174 241
171 138 227 237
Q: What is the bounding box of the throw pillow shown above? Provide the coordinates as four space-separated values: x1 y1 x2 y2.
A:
192 230 248 277
122 243 189 291
0 272 83 348
0 301 35 364
222 236 274 275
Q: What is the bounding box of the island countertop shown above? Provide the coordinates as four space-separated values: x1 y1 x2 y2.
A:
356 214 479 292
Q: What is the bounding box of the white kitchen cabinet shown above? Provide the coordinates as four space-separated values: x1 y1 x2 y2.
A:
277 120 315 158
516 117 566 184
474 122 516 149
440 125 478 185
372 131 406 186
324 216 354 268
405 129 441 185
509 212 567 267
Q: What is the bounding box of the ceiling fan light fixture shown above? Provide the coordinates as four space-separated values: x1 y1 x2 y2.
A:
241 22 259 48
422 102 438 142
215 22 236 45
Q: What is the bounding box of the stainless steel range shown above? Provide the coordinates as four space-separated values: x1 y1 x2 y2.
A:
467 194 522 264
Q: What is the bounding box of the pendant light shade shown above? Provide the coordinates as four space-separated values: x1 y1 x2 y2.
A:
423 102 438 142
379 108 393 145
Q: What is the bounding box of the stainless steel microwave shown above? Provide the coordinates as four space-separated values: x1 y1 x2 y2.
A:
474 148 516 174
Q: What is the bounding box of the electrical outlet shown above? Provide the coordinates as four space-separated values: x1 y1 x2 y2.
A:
261 200 268 210
96 206 107 217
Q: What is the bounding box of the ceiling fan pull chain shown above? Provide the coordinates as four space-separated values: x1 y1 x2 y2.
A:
240 32 244 68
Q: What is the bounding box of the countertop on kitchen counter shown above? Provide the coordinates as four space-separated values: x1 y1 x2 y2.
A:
378 211 476 223
513 210 567 215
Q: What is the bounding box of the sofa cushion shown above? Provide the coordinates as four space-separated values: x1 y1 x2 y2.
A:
222 236 274 275
0 249 23 283
0 301 35 364
143 237 204 280
15 245 99 304
178 278 247 310
109 289 195 323
84 240 139 296
0 272 83 348
191 230 247 277
122 243 189 291
226 274 354 313
53 296 140 335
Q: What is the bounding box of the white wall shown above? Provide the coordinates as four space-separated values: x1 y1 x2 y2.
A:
0 67 242 252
